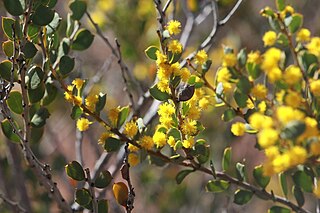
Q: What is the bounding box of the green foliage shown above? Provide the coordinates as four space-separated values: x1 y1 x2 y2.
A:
65 161 85 181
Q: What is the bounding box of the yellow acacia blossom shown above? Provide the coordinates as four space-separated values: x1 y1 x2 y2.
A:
98 132 112 145
85 93 99 111
307 37 320 57
249 113 273 130
276 106 305 125
257 128 279 148
246 98 255 109
247 51 262 64
157 64 171 80
262 31 277 46
109 107 120 126
128 144 140 152
167 136 176 147
280 5 295 19
157 79 171 93
296 28 311 42
195 50 208 65
199 97 210 110
153 131 167 148
187 106 201 120
123 120 138 138
266 67 282 83
258 101 267 113
167 20 181 35
311 141 320 156
159 116 173 129
72 78 85 90
180 67 191 82
158 102 175 116
261 48 282 71
182 136 194 149
128 153 139 167
284 90 302 108
265 146 280 160
276 90 285 104
310 80 320 96
231 122 246 136
139 136 154 150
181 119 197 135
251 84 267 100
156 50 167 66
77 118 91 132
283 65 302 85
168 40 183 54
222 53 237 67
217 67 231 83
289 146 307 166
298 117 318 141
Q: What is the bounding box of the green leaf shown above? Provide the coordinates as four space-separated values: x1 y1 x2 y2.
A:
3 0 24 16
0 60 13 81
268 17 281 32
23 42 38 59
279 172 288 197
237 48 247 68
1 119 20 143
206 180 230 193
2 17 15 40
236 162 246 181
69 0 87 20
95 93 107 112
7 91 23 114
65 161 85 181
176 169 193 184
222 147 231 171
145 46 159 60
149 154 167 167
268 206 291 213
58 38 71 60
43 81 58 105
32 5 55 26
28 83 45 103
167 128 181 141
72 29 94 51
98 199 108 213
253 165 270 188
27 66 44 90
276 0 286 11
277 33 289 46
236 76 251 94
222 108 236 122
75 188 92 206
46 12 61 34
27 24 40 40
246 63 261 79
30 107 50 128
292 170 313 192
59 55 75 76
168 51 182 64
234 90 248 108
95 171 113 189
292 185 304 207
71 105 83 120
299 52 318 77
117 106 129 128
104 137 121 152
66 14 75 37
201 60 212 74
149 84 170 101
280 121 306 140
289 14 303 34
30 127 44 144
2 40 14 57
194 143 210 164
233 189 253 205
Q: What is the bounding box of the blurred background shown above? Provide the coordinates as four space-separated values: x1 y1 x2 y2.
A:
1 0 320 212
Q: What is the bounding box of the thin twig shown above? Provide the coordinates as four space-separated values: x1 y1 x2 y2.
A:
163 0 173 13
85 168 98 213
75 130 84 166
0 193 27 213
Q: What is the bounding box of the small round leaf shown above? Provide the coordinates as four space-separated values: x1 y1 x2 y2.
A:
7 91 23 114
69 0 87 20
71 29 94 51
75 188 92 206
32 5 55 26
94 171 113 189
233 189 253 205
65 161 85 181
59 55 75 76
3 0 24 16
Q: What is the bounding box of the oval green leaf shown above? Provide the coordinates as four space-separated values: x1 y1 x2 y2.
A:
65 161 85 181
222 147 232 171
32 5 55 26
94 171 113 189
233 189 253 205
1 119 20 143
31 107 50 128
117 106 130 128
0 60 13 81
104 137 121 152
149 84 171 101
292 170 313 193
23 42 37 59
98 199 108 213
75 188 92 206
292 185 304 207
145 46 159 60
3 0 24 16
7 91 23 114
269 206 291 213
2 40 14 57
206 180 230 193
72 29 94 51
253 165 270 188
59 55 75 76
176 169 193 184
69 0 87 20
